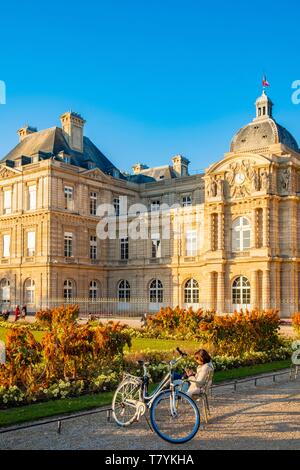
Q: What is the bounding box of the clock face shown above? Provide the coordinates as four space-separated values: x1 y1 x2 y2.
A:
235 172 245 185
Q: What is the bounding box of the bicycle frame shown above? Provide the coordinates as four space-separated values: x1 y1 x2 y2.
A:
139 356 183 410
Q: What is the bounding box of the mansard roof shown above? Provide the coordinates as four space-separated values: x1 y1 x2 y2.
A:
1 126 123 177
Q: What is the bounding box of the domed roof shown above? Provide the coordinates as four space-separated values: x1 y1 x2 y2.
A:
230 91 299 153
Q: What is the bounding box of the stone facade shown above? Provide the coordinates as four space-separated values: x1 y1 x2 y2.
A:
0 95 300 317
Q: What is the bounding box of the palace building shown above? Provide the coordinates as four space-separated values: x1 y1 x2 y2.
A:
0 91 299 317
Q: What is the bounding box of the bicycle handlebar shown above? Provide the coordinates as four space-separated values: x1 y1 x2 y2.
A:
176 347 188 357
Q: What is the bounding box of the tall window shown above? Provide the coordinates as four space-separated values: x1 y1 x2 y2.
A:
89 280 100 299
151 234 161 258
0 279 10 304
64 186 74 211
24 278 35 304
90 236 97 260
64 279 75 299
118 280 130 302
28 185 36 210
120 237 129 260
185 230 197 256
90 192 97 216
27 231 36 256
182 195 192 207
3 189 11 214
151 200 160 212
64 232 73 257
232 276 251 309
113 197 120 216
232 217 251 252
184 279 199 303
3 234 10 258
149 279 163 303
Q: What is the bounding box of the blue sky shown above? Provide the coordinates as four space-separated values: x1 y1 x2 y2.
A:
1 0 300 173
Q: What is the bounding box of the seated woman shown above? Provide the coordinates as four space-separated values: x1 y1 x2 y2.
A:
184 349 214 397
174 349 214 397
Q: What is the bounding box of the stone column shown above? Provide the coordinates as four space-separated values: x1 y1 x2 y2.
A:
210 272 216 310
292 263 298 316
250 270 258 309
217 212 224 250
209 214 214 251
217 271 225 313
263 206 269 247
262 269 271 309
251 209 257 249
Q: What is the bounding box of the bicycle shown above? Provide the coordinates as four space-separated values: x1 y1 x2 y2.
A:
112 347 200 444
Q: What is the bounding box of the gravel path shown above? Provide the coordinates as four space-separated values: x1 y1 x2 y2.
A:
1 373 300 450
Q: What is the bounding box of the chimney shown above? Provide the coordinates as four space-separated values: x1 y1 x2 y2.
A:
132 163 149 175
172 155 190 177
17 125 37 142
60 111 86 153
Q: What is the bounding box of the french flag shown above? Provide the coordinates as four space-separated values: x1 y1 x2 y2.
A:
262 75 270 87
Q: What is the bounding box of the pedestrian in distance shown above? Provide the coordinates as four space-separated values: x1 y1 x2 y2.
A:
21 305 27 320
14 305 21 322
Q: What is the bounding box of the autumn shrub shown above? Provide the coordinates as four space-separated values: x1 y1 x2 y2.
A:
292 313 300 337
0 327 43 400
145 307 281 355
0 305 131 407
145 306 215 339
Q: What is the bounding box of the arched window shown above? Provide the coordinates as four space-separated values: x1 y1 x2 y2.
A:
64 279 75 300
118 280 130 302
24 278 35 304
89 280 100 299
149 279 163 303
0 279 10 304
232 276 250 310
232 217 251 252
184 279 199 303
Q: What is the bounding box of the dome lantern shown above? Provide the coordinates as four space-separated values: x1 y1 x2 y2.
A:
255 90 273 120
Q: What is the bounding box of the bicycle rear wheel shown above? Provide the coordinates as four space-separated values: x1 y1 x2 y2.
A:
112 377 141 426
150 390 200 443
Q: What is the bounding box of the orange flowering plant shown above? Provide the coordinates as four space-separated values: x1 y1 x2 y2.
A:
145 307 281 355
0 305 131 406
292 313 300 338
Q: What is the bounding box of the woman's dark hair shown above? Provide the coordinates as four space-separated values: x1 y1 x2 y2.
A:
194 349 211 364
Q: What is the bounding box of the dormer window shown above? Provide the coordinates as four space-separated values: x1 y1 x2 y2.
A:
64 155 71 164
88 161 96 169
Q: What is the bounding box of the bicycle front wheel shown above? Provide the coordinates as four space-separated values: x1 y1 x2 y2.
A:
150 390 200 444
112 378 141 427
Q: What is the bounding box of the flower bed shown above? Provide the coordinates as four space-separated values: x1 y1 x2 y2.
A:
143 307 282 356
0 320 48 332
123 345 292 383
0 305 130 408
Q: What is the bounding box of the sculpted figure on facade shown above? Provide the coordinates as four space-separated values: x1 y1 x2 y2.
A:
206 176 217 198
216 177 224 197
251 168 260 192
280 168 291 193
260 169 270 193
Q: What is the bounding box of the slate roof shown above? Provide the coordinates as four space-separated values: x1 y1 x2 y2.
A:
231 118 299 153
136 165 177 181
1 126 123 177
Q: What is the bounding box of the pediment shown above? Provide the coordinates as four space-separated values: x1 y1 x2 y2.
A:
0 165 21 179
206 152 272 176
79 167 108 181
205 153 273 200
